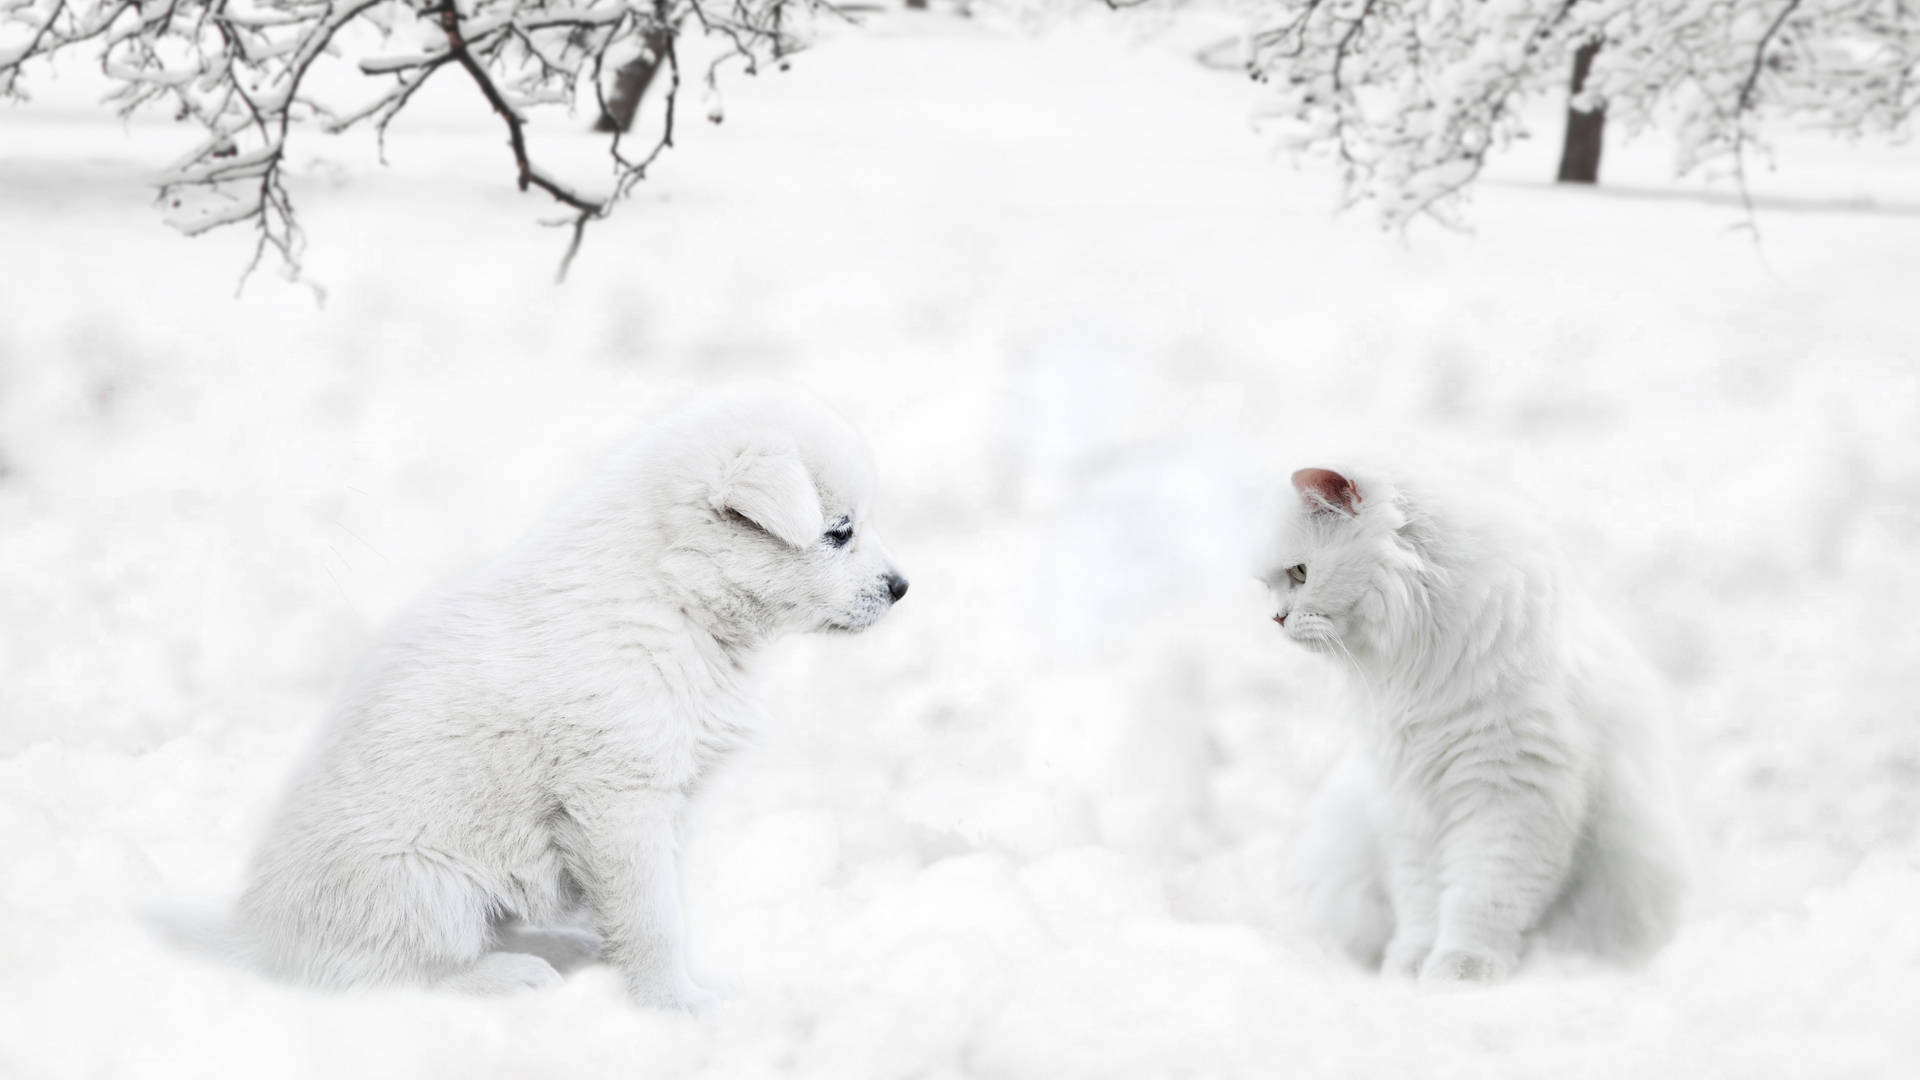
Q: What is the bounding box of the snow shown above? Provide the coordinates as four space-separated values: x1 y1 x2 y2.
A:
3 8 1919 1078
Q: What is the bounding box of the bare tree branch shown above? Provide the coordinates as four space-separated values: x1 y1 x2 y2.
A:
1223 0 1920 229
0 0 843 286
1728 0 1807 233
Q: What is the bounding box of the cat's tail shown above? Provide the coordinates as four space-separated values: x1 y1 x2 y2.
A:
1540 807 1688 962
142 901 252 968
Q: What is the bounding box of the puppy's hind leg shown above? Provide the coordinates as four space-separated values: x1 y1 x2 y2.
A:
240 846 524 992
493 920 605 974
437 951 564 994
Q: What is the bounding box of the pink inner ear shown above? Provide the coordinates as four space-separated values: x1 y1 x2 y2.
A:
1291 467 1360 514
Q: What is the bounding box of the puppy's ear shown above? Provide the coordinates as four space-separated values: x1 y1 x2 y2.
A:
713 450 823 548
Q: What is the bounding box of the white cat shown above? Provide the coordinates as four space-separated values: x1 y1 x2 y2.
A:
1266 466 1685 981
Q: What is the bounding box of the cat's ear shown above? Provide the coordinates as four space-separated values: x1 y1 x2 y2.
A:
1292 467 1361 516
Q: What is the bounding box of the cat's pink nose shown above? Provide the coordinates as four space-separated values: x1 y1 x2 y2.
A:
1273 613 1287 626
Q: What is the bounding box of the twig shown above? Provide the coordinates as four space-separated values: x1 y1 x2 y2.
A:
1729 0 1805 237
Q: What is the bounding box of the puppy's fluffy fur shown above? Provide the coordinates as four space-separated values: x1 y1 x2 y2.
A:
224 386 906 1005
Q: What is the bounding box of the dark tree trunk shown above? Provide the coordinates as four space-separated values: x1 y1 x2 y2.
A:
594 26 676 135
1556 41 1606 185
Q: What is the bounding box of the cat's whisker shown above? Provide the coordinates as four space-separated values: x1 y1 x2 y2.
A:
1328 631 1376 701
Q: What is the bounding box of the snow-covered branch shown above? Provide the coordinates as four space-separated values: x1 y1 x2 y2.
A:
1233 0 1920 226
0 0 839 284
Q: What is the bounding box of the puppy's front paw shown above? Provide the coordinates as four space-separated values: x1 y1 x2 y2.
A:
1419 947 1513 984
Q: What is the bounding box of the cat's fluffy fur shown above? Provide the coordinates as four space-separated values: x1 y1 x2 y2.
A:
210 386 907 1006
1266 466 1685 981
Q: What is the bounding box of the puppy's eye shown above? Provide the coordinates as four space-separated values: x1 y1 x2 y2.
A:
1287 564 1308 586
824 519 854 548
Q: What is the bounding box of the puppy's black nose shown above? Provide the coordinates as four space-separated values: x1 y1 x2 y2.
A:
885 573 909 603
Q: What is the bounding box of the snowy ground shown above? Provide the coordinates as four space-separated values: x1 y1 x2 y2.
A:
4 7 1919 1078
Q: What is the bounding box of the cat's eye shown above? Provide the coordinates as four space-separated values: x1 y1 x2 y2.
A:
1286 564 1308 586
824 518 854 548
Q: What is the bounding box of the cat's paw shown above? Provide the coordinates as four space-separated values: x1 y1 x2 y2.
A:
1419 947 1513 984
676 983 725 1017
1379 935 1434 978
629 974 724 1016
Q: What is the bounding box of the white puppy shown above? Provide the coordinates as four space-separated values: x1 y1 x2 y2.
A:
224 386 906 1007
